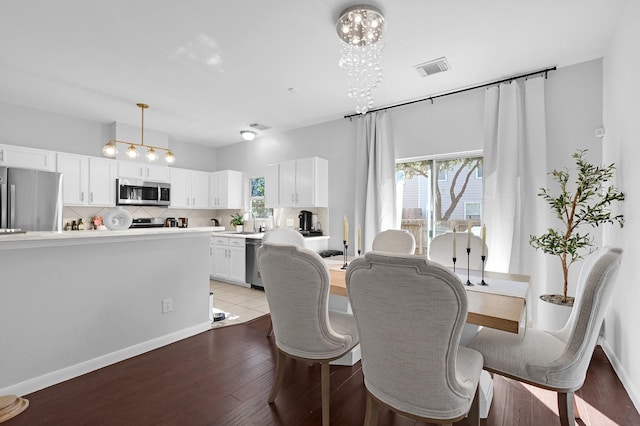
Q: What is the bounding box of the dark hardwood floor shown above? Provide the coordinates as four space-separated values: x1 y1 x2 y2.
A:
8 315 639 425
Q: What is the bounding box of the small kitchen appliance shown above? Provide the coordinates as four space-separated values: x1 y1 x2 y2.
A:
298 210 313 232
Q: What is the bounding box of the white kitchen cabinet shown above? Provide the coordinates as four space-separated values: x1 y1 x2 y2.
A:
88 157 117 206
117 161 170 182
211 236 247 285
210 170 243 209
0 144 55 171
191 170 210 208
278 157 328 207
170 167 210 208
57 153 116 206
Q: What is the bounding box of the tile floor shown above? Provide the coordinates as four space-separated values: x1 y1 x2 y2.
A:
209 280 270 328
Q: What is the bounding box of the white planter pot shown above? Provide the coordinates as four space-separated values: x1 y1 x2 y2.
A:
537 295 573 331
235 225 243 232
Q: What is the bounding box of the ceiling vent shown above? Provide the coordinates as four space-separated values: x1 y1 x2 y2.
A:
249 122 270 131
414 57 450 77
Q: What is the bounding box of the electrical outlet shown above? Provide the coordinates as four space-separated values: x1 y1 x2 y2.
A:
286 218 294 226
162 298 173 314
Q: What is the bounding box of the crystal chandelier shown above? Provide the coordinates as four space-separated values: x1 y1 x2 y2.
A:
102 103 176 163
336 5 385 114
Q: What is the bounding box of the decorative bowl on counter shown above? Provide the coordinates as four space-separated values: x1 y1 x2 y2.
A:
103 207 133 231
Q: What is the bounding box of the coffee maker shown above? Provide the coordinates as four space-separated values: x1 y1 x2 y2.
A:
298 210 312 232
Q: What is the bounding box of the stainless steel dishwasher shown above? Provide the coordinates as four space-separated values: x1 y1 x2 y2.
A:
245 238 263 289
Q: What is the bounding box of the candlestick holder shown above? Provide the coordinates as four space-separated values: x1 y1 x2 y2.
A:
452 257 457 273
479 255 488 285
465 248 473 286
341 241 349 269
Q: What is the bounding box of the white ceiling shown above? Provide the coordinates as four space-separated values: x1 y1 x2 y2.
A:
0 1 626 148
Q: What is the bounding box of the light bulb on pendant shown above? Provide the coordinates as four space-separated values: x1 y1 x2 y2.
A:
146 147 158 161
165 151 176 164
102 141 118 158
126 144 139 158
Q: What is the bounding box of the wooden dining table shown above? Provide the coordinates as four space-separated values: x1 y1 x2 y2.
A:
324 259 529 334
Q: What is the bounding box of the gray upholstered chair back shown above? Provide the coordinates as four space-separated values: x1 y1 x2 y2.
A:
429 232 487 270
258 243 356 359
346 252 480 419
531 246 623 389
371 229 416 254
262 227 305 246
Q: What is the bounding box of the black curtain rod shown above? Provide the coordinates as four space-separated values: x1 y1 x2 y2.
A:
344 66 557 119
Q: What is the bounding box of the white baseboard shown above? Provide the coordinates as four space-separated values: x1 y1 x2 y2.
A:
1 322 212 397
600 340 640 414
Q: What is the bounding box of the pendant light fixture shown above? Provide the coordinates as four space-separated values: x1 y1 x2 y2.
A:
102 103 176 163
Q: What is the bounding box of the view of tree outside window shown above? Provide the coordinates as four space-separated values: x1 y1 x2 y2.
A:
396 156 483 254
250 177 272 218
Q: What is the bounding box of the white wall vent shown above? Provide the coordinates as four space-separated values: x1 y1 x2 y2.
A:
249 122 270 131
414 57 450 77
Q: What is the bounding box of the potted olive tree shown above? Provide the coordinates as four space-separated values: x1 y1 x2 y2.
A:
530 149 624 309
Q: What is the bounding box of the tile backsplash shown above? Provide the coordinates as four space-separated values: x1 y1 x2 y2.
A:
62 206 330 234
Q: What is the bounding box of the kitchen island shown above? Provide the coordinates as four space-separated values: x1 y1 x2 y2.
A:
0 227 216 396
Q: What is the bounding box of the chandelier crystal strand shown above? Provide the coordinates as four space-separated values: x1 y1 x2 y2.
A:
339 40 384 114
336 5 385 114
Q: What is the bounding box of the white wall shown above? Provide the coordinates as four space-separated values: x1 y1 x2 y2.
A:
0 232 211 396
602 0 640 411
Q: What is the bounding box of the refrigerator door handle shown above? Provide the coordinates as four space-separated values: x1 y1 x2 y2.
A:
0 183 6 228
9 184 16 228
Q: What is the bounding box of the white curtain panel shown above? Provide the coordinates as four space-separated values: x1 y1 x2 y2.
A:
483 77 548 294
354 111 397 253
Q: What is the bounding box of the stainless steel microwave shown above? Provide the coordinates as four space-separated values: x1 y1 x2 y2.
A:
116 178 170 207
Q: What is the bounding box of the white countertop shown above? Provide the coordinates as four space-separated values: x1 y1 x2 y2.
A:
0 226 218 249
212 230 330 240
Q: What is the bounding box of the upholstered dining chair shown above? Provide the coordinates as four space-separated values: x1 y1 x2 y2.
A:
346 252 483 426
258 242 359 426
429 232 487 270
260 227 305 336
468 246 623 426
371 229 416 254
262 227 305 246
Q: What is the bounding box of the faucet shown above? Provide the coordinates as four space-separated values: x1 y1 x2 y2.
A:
242 211 257 233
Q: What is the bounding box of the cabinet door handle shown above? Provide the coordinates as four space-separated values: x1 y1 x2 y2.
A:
192 197 195 205
90 192 93 203
81 192 84 202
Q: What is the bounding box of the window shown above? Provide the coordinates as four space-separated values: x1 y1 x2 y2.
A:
396 155 483 252
464 202 481 220
249 177 272 219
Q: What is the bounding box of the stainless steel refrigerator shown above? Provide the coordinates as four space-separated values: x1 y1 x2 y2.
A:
0 166 63 232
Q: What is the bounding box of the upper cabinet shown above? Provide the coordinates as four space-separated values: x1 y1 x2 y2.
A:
57 153 116 206
210 170 243 209
276 157 328 208
170 167 210 209
0 144 55 171
117 161 171 182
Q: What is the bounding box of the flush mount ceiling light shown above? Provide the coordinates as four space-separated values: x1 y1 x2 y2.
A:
102 103 176 164
240 130 257 141
336 4 385 114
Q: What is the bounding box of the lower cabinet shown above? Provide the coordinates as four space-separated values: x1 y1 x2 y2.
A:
211 236 246 285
